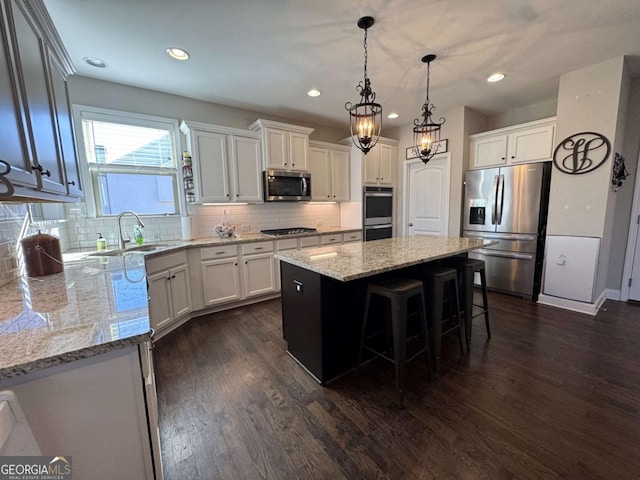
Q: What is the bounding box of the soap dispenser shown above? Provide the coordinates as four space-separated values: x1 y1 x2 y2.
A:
133 225 144 245
96 233 107 251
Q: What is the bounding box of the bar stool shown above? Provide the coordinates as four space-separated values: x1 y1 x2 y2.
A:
443 257 491 351
420 267 464 373
358 278 432 407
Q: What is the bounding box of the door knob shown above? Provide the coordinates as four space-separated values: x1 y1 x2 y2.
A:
408 223 413 227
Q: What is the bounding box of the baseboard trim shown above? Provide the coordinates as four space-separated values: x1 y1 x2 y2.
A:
606 288 622 301
537 294 600 316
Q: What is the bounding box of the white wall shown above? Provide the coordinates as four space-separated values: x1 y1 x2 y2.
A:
488 99 558 130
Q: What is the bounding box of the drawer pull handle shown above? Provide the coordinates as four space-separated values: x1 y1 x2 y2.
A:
255 247 263 250
215 251 225 255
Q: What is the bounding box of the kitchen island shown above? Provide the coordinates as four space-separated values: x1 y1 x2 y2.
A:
275 236 488 383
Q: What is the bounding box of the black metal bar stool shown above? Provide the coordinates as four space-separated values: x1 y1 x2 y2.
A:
420 267 464 372
443 257 491 351
358 278 432 407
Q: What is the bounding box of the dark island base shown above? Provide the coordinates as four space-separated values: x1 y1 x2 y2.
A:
280 260 462 384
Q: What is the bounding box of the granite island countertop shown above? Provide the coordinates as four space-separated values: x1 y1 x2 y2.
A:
274 236 491 282
0 226 359 379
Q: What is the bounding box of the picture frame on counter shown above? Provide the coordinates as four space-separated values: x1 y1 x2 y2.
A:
405 139 448 160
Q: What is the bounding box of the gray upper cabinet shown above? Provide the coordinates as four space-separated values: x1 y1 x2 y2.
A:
47 48 81 197
0 0 80 201
0 0 35 196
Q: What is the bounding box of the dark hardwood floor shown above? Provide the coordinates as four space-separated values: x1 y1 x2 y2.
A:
154 292 640 479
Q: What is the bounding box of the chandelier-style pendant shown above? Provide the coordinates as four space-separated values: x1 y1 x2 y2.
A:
413 54 445 164
345 16 382 155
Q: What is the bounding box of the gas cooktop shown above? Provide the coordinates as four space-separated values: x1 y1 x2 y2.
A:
260 227 318 236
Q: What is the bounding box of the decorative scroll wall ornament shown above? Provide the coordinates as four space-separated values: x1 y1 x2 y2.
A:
0 160 15 197
552 132 611 175
611 153 629 192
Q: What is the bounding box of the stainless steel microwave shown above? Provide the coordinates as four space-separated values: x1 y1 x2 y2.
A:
264 170 311 202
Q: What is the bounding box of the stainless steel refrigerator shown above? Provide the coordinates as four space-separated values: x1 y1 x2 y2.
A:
463 162 552 299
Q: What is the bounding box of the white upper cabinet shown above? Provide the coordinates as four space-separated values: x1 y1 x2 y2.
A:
357 138 397 186
309 141 350 201
469 117 556 169
230 135 262 202
181 121 263 204
249 119 313 172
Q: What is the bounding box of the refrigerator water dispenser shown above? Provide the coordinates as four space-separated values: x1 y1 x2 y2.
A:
469 207 485 225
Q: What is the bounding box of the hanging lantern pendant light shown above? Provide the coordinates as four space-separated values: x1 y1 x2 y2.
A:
345 16 382 155
413 54 445 164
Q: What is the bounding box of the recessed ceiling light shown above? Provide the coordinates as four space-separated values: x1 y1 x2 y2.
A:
387 113 399 119
487 73 506 83
307 89 322 97
83 57 108 68
166 47 190 61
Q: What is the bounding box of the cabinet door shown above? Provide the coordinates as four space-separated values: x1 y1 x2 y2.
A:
147 270 173 331
508 124 555 164
331 150 350 201
289 132 309 171
201 257 241 306
9 0 65 194
242 252 275 298
0 6 34 192
377 143 394 185
264 128 288 170
309 147 331 200
193 130 229 202
364 146 379 184
169 264 191 319
470 135 508 169
231 135 262 202
47 49 81 197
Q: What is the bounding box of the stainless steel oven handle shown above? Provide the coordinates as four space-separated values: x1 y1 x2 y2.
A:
364 192 393 197
301 177 308 196
365 224 393 230
475 249 534 260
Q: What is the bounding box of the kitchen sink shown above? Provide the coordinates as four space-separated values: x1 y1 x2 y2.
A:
88 244 169 257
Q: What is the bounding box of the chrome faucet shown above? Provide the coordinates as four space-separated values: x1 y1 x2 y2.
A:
117 211 145 250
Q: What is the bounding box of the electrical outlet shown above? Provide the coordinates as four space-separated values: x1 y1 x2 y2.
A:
241 224 251 232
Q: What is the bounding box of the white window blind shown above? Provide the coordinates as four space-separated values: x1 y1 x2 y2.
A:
77 109 181 217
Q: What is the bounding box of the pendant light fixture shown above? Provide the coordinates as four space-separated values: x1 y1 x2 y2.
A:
345 16 382 155
412 54 445 164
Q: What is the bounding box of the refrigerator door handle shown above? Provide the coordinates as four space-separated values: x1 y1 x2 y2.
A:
465 232 536 242
496 174 505 225
491 175 499 224
475 249 534 261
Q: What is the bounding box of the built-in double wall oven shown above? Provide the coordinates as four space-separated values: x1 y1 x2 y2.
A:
363 186 393 241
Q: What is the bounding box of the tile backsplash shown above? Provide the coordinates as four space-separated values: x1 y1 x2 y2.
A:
0 200 342 252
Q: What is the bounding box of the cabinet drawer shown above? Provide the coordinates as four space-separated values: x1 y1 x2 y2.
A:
276 238 298 251
145 251 188 275
321 234 343 245
242 241 274 255
200 245 238 260
299 236 320 248
343 231 363 242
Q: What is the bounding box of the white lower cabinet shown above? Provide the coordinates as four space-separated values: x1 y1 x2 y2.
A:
146 252 192 332
242 252 275 297
201 257 241 306
343 231 363 243
241 241 275 297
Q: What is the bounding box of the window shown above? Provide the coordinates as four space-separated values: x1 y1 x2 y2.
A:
74 106 181 216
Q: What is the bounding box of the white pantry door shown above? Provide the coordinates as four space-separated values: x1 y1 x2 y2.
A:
405 154 450 237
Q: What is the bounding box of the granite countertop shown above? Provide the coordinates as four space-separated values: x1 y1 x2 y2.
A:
0 253 152 380
274 236 491 282
0 226 359 380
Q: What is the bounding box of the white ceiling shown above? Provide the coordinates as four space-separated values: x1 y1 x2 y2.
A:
45 0 640 129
